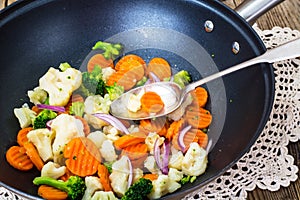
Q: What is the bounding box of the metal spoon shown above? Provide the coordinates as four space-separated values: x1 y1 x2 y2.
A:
110 38 300 120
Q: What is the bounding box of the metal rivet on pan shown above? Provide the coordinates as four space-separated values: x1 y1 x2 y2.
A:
232 42 240 54
204 20 214 32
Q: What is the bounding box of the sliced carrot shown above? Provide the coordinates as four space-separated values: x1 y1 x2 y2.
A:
191 87 208 108
172 128 198 151
147 57 171 81
125 64 145 81
185 106 212 129
38 185 68 200
87 54 114 72
17 127 33 147
23 142 44 171
130 154 148 169
195 129 209 148
115 54 146 72
120 143 148 168
107 55 145 91
75 116 90 136
106 70 136 91
114 133 146 150
6 146 33 171
98 164 113 191
165 118 185 141
140 91 164 113
59 168 74 182
31 106 42 115
120 143 148 160
64 137 101 177
143 173 159 181
139 117 168 136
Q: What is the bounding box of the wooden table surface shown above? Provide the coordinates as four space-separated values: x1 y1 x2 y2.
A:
1 0 299 199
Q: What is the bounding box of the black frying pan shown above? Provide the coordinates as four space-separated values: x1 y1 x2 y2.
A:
0 0 277 199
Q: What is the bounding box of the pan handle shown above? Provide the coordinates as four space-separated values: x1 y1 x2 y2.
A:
234 0 284 25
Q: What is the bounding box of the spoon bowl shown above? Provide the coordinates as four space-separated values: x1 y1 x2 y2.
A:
110 38 300 120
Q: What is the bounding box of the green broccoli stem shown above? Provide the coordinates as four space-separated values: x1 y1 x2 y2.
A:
33 176 70 193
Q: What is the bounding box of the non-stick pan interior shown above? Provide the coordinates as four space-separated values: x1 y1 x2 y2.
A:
0 0 274 199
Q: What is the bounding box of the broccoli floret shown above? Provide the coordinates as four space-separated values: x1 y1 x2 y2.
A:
173 70 192 88
33 176 86 200
69 101 85 117
121 178 153 200
105 83 124 101
59 62 72 72
92 41 123 60
81 65 106 96
33 109 57 129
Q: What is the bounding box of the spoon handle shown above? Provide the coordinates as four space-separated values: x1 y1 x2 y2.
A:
184 38 300 93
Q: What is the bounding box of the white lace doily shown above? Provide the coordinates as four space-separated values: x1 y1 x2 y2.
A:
185 26 300 199
1 26 299 200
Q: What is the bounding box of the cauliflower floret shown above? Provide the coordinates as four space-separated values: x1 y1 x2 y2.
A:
87 131 107 149
84 113 109 129
128 124 139 133
109 156 130 197
100 140 117 162
27 87 48 105
27 128 54 162
165 177 181 194
91 191 118 200
168 147 184 170
168 168 183 182
84 94 112 114
125 89 145 113
103 125 122 141
144 156 160 174
14 103 37 128
102 67 116 82
145 132 164 154
41 162 66 179
147 175 169 199
133 168 144 183
39 67 82 106
147 173 182 200
82 176 103 200
182 142 208 176
51 114 85 164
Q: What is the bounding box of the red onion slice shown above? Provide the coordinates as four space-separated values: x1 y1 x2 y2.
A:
178 125 192 152
93 113 129 134
37 104 65 112
154 138 170 175
46 119 54 131
124 156 133 189
161 139 170 175
154 138 162 171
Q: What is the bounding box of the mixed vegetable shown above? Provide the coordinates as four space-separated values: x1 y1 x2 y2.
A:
6 41 212 200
